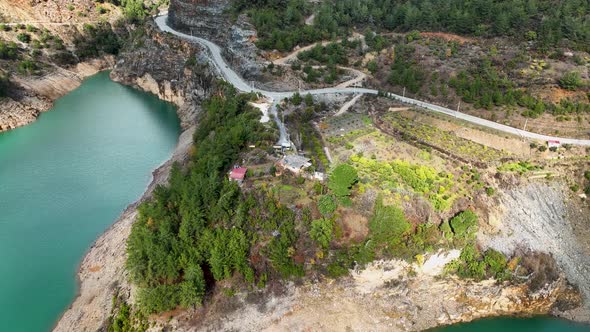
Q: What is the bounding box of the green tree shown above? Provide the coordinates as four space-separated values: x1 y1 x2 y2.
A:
304 93 314 106
310 218 333 248
291 92 303 105
449 210 478 240
179 263 206 308
369 197 411 246
367 60 378 74
318 195 337 216
328 164 358 198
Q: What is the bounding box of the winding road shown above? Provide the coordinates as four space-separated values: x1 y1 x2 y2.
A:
155 15 590 147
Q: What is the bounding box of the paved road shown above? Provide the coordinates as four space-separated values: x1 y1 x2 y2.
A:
155 15 590 147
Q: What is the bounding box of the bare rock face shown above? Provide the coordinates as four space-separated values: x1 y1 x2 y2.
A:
169 0 231 41
110 22 217 129
0 57 114 133
168 0 263 80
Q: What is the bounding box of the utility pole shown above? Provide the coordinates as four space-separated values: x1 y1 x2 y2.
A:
456 100 461 118
402 87 406 98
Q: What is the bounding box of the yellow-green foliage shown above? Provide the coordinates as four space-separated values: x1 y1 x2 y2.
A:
498 161 541 174
384 113 507 163
350 155 456 210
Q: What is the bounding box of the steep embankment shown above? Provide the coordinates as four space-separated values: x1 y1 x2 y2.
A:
481 181 590 322
0 0 120 132
53 21 216 332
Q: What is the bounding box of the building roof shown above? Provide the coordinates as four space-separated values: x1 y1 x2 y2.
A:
282 155 312 170
229 167 247 181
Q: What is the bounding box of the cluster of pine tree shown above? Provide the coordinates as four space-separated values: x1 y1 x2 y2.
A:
126 85 303 314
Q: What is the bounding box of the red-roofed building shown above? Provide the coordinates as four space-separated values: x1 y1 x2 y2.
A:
229 167 247 183
547 140 561 148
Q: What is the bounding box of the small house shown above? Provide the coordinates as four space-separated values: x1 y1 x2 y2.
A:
547 140 561 149
229 167 247 184
278 155 312 174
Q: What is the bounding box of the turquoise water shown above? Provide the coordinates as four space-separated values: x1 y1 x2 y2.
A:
0 71 180 332
435 316 589 331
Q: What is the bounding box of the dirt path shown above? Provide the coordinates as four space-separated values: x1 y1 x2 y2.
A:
334 94 363 116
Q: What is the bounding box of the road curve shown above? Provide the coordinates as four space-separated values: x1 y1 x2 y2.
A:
155 15 590 147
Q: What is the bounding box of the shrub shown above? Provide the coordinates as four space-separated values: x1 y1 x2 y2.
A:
310 218 334 249
17 60 37 75
328 164 358 198
318 195 337 217
559 71 583 91
449 210 478 240
16 33 31 43
369 197 411 247
485 187 495 196
584 171 590 181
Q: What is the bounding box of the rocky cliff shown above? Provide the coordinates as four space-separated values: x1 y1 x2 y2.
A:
110 22 217 129
0 57 114 132
168 0 263 79
0 0 121 133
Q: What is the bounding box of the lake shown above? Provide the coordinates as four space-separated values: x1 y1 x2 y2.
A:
0 71 180 332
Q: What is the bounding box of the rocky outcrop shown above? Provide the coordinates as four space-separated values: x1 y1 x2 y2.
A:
169 0 231 41
168 0 263 80
110 22 216 129
481 182 590 322
143 253 581 332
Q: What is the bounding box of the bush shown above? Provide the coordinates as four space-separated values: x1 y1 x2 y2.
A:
310 218 334 249
0 41 18 60
17 60 37 75
318 195 337 216
584 171 590 181
16 33 31 43
327 164 358 198
485 187 495 196
369 197 411 247
449 210 478 240
559 71 583 91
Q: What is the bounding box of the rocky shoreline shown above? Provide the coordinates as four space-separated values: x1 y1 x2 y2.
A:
53 20 216 331
0 56 115 133
53 124 195 332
